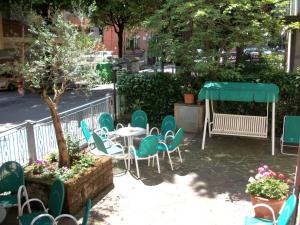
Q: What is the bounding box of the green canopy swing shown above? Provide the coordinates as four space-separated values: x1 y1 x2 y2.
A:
198 81 279 155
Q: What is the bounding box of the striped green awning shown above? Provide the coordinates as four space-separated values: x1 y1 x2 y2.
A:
198 81 279 103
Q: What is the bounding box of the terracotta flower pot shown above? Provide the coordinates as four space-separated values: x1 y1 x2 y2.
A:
184 94 195 104
250 195 287 220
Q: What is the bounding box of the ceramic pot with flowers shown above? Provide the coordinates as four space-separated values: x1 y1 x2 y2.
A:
246 165 290 220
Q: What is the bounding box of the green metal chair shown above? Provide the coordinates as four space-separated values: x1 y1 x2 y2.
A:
157 128 184 170
18 179 65 225
55 199 91 225
281 116 300 155
130 110 149 135
244 194 297 225
0 161 29 214
30 199 92 225
81 120 108 150
129 135 160 178
150 115 176 141
81 120 95 149
91 132 127 169
98 112 125 143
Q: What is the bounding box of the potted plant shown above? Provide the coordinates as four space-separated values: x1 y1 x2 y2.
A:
182 84 196 104
246 165 291 220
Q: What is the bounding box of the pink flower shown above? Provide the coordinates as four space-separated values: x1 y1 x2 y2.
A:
268 171 276 177
278 173 285 179
257 167 265 174
263 165 269 170
262 171 270 177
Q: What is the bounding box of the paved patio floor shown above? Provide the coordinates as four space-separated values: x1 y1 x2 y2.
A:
89 133 297 225
4 133 298 225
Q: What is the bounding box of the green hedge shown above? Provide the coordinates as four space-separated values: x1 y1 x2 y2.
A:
117 73 183 125
117 66 300 134
215 66 300 134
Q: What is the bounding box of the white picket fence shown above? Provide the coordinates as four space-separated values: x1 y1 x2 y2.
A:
0 95 114 165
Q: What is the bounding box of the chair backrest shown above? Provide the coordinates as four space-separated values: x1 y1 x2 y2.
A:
131 110 148 129
138 135 158 157
283 116 300 144
0 161 24 194
81 120 91 142
82 199 92 225
172 128 184 149
277 194 297 225
48 179 65 217
161 115 176 137
99 112 115 132
92 132 108 154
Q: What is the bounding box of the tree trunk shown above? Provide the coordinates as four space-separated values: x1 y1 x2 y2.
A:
236 46 244 66
0 13 4 49
42 92 70 167
117 24 124 58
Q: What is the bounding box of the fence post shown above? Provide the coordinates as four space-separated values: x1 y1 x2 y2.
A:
90 103 95 130
25 120 37 164
105 93 112 114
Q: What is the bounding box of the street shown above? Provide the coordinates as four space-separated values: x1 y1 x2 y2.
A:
0 84 113 132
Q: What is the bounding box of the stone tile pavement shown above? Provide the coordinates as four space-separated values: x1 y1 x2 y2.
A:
3 133 298 225
88 133 297 225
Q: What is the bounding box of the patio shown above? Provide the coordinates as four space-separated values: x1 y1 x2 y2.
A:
3 133 297 225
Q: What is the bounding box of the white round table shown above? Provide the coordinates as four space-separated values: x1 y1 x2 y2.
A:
0 206 6 224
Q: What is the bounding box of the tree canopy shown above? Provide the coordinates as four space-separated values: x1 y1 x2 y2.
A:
92 0 164 57
147 0 288 77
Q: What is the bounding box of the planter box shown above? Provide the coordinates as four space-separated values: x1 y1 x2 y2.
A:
174 103 204 133
25 156 113 214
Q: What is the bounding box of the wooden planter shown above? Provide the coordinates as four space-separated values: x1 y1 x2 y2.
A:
25 156 113 214
250 195 287 220
183 94 195 104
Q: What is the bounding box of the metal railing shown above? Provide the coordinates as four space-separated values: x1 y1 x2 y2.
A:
0 95 113 165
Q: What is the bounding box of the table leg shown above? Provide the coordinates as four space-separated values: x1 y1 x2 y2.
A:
127 136 133 170
0 206 6 224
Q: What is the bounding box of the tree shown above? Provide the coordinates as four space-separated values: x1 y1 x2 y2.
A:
92 0 163 58
2 13 99 167
147 0 287 77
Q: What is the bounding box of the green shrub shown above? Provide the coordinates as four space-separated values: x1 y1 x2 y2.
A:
66 134 81 163
96 63 112 84
117 73 184 125
211 65 300 134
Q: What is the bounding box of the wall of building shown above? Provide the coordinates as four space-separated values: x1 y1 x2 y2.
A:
103 26 120 55
103 26 150 57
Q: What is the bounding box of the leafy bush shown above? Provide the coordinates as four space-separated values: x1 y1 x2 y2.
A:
117 73 184 125
66 135 81 163
96 63 112 84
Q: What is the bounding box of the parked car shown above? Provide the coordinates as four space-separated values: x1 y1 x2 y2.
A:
0 73 18 91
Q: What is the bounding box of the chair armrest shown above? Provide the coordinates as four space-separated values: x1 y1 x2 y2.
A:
252 203 276 223
30 214 56 225
159 141 169 151
129 145 137 157
55 214 78 224
17 185 31 216
99 127 109 136
164 131 175 140
21 198 47 216
116 123 124 130
164 134 175 144
150 127 160 135
112 143 126 154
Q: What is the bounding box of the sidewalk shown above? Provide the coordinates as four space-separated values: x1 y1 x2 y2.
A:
0 84 113 132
